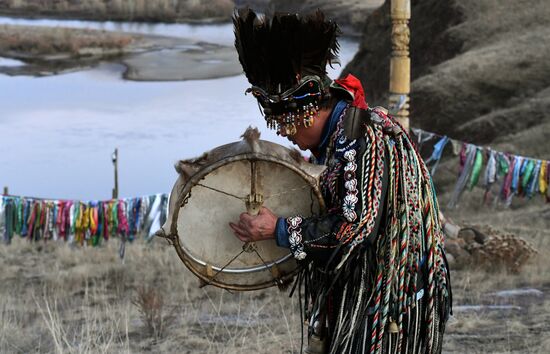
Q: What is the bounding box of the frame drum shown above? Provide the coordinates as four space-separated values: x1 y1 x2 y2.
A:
158 128 326 291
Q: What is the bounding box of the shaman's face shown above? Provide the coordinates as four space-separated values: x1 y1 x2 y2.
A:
279 106 331 152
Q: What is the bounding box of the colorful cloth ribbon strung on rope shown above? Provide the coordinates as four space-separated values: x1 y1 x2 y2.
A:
425 135 449 175
448 143 477 208
484 150 497 187
0 194 168 247
411 128 436 150
483 150 498 204
540 161 548 195
411 128 550 208
527 161 541 199
468 148 483 190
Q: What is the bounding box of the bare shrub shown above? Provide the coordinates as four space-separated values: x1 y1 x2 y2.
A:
132 286 175 339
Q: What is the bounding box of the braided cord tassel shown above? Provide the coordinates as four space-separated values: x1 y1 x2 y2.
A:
346 257 367 351
424 195 436 353
396 138 412 353
406 146 423 307
360 125 377 222
370 258 385 353
375 140 399 354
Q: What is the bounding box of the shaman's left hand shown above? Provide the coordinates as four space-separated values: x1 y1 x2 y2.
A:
229 207 277 242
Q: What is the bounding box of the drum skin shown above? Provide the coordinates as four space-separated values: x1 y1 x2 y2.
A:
159 128 326 291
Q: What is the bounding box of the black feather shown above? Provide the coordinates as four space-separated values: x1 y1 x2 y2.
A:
233 9 340 93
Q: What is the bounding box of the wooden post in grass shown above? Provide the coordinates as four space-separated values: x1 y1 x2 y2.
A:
389 0 411 131
112 148 119 199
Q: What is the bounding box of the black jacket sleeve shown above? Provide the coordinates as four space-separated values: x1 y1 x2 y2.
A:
281 124 390 264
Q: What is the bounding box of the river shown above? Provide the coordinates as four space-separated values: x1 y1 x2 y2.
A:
0 17 359 200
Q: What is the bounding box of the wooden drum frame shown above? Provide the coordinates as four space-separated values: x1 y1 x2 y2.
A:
157 128 326 291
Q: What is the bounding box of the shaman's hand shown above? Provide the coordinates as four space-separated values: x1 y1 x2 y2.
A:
229 207 277 242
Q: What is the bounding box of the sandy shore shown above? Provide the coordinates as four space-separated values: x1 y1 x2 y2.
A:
122 41 241 81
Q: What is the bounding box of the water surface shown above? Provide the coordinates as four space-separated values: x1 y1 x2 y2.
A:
0 16 235 44
0 18 359 200
0 57 24 66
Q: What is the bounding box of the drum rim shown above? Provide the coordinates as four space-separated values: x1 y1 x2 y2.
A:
169 152 325 291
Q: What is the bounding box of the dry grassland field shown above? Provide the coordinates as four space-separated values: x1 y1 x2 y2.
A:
0 207 549 354
1 0 549 353
0 238 304 353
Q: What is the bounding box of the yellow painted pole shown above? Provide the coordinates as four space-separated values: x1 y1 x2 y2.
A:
389 0 411 131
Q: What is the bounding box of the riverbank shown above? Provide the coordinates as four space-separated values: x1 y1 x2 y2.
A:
0 24 241 80
0 0 233 23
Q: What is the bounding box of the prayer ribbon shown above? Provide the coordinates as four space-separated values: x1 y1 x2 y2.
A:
483 150 498 204
448 144 477 208
411 128 436 149
468 148 483 190
540 161 548 195
0 194 169 254
426 136 449 175
527 161 541 199
451 139 462 156
521 160 535 193
484 150 497 187
501 155 515 203
511 156 523 193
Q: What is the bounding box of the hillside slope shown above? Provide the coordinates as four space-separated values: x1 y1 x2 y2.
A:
345 0 550 160
344 0 550 207
265 0 384 36
235 0 384 36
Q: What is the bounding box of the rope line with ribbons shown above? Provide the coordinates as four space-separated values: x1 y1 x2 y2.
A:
411 128 550 208
0 193 168 251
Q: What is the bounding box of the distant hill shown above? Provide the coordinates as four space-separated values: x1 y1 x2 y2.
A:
236 0 384 37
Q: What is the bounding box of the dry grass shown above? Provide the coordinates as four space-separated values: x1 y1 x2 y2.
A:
0 0 235 22
439 190 550 353
132 286 176 339
0 237 302 353
0 218 548 353
0 24 133 57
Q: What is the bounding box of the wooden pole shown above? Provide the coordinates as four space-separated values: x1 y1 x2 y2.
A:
389 0 411 132
112 148 119 199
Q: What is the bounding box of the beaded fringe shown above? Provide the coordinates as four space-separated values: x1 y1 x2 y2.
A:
301 125 451 354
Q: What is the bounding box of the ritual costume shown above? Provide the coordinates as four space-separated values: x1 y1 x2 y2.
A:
234 9 451 353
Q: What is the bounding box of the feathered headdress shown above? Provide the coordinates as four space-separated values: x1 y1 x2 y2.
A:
234 8 340 93
233 8 341 134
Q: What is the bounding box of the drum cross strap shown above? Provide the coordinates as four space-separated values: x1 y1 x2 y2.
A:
157 127 326 291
